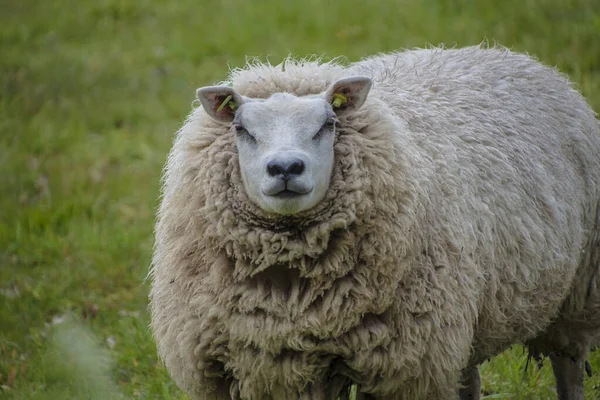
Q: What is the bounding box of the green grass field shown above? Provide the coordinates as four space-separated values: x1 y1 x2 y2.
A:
1 0 599 398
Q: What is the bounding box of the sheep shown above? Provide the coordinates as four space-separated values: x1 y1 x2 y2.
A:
149 45 600 400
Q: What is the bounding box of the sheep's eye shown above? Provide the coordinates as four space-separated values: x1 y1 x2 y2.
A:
313 118 337 141
233 124 256 142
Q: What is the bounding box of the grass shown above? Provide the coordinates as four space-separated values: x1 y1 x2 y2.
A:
1 0 599 398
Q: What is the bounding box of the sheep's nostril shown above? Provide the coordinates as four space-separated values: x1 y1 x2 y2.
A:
267 162 284 177
288 160 305 175
266 157 305 178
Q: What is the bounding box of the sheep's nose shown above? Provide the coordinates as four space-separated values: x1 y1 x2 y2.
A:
266 157 305 178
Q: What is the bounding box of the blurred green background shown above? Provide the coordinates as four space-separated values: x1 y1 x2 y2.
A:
1 0 599 398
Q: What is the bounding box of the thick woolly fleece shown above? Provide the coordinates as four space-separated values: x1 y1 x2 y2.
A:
150 46 600 399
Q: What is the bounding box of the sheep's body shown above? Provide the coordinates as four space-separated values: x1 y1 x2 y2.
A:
150 46 600 399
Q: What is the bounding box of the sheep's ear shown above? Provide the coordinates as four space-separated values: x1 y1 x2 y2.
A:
324 76 372 115
196 86 245 122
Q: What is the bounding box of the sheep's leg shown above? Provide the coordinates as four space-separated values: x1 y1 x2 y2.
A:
458 366 481 400
549 351 585 400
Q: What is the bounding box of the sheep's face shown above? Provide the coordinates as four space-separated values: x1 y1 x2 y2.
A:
197 76 372 215
231 96 338 215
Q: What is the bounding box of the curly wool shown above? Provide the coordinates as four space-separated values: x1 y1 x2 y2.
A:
150 46 600 399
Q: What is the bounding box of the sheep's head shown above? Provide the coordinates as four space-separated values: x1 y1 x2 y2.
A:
197 76 372 215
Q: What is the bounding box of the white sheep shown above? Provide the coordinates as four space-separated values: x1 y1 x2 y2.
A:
150 46 600 399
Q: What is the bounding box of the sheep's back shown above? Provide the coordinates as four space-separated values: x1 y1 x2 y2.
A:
352 46 600 356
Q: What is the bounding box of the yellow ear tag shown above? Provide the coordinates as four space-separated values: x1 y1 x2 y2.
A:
216 95 234 112
332 93 348 108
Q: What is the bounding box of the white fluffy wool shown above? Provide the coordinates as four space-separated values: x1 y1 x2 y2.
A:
150 46 600 399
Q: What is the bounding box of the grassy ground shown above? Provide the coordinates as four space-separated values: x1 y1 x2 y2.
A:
1 0 599 398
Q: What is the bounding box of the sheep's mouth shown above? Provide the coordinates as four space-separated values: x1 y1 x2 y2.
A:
262 183 313 198
271 189 310 199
